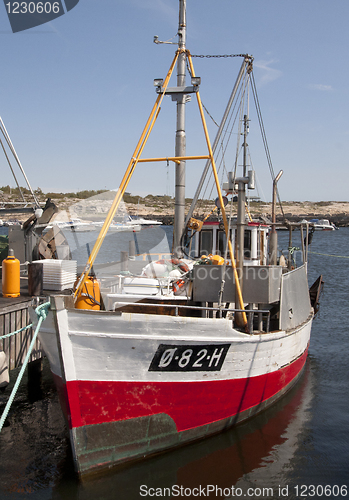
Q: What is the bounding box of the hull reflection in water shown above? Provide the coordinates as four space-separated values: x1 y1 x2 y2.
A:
53 362 313 500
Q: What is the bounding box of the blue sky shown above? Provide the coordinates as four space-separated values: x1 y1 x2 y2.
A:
0 0 348 202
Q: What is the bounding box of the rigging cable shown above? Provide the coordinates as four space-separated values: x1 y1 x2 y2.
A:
199 77 245 208
250 72 285 219
184 56 251 228
0 137 26 204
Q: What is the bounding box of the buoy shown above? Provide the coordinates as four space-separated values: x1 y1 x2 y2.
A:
75 276 100 310
2 249 20 298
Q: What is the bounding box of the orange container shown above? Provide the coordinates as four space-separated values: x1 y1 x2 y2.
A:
211 254 225 265
2 249 20 298
75 277 100 310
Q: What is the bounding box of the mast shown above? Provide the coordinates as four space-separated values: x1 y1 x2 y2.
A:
236 114 249 301
270 170 283 265
173 0 187 257
242 114 248 177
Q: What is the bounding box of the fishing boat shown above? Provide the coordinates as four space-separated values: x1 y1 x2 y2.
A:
33 0 322 477
124 214 162 227
308 218 337 231
47 217 141 233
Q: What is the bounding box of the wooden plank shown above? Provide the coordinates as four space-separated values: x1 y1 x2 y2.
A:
0 299 32 315
0 312 4 354
4 313 13 370
20 307 27 365
15 308 23 367
0 300 43 371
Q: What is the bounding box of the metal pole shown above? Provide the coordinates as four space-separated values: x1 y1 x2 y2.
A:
300 224 305 264
242 114 248 177
269 170 283 265
173 0 187 257
0 117 40 207
236 180 245 287
0 138 26 204
235 114 249 324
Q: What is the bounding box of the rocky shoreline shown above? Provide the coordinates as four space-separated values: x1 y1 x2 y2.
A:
123 200 349 227
2 195 349 227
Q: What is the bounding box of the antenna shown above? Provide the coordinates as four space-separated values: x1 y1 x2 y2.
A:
153 34 179 45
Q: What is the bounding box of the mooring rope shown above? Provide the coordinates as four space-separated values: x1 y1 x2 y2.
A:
309 251 349 259
0 301 50 432
0 323 32 340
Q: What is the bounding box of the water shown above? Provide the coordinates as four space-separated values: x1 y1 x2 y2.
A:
0 227 348 499
65 224 173 269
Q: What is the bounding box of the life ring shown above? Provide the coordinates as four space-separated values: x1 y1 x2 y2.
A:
169 258 189 273
173 278 186 295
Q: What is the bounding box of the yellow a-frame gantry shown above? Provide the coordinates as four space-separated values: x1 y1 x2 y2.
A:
74 49 248 327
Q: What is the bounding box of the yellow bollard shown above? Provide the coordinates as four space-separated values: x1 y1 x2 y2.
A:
2 249 20 298
75 276 100 310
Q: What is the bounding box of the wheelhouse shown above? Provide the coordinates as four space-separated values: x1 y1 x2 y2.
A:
190 220 269 266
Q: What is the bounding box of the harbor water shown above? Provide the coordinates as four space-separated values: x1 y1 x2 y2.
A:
0 226 348 499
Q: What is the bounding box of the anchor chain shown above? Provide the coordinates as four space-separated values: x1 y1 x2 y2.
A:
191 53 250 59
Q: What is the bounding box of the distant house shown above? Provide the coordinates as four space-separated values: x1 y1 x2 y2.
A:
232 195 261 203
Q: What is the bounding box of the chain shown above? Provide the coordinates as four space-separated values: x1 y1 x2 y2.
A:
191 53 249 59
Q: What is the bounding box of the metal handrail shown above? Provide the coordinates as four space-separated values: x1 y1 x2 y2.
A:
111 300 271 332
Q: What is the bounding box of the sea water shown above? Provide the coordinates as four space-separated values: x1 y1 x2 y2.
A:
0 227 348 500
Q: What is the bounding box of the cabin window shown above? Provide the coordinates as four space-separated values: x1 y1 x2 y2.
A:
259 230 264 264
200 230 213 255
217 229 233 256
217 230 226 256
244 230 251 259
233 229 252 260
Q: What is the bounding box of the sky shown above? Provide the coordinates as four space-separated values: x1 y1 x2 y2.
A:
0 0 348 202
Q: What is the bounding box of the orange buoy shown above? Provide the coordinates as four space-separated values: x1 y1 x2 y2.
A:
75 276 100 310
2 249 20 298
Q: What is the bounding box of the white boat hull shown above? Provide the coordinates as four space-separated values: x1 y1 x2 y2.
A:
36 299 313 476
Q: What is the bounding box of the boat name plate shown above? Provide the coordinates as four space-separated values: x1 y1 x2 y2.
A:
148 344 231 372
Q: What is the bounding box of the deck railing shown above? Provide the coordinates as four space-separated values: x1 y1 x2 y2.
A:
111 301 271 333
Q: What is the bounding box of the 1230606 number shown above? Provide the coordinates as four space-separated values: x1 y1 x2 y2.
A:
149 343 231 372
294 485 347 497
6 2 61 14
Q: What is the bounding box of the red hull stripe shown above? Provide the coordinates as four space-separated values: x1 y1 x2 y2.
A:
62 348 308 432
